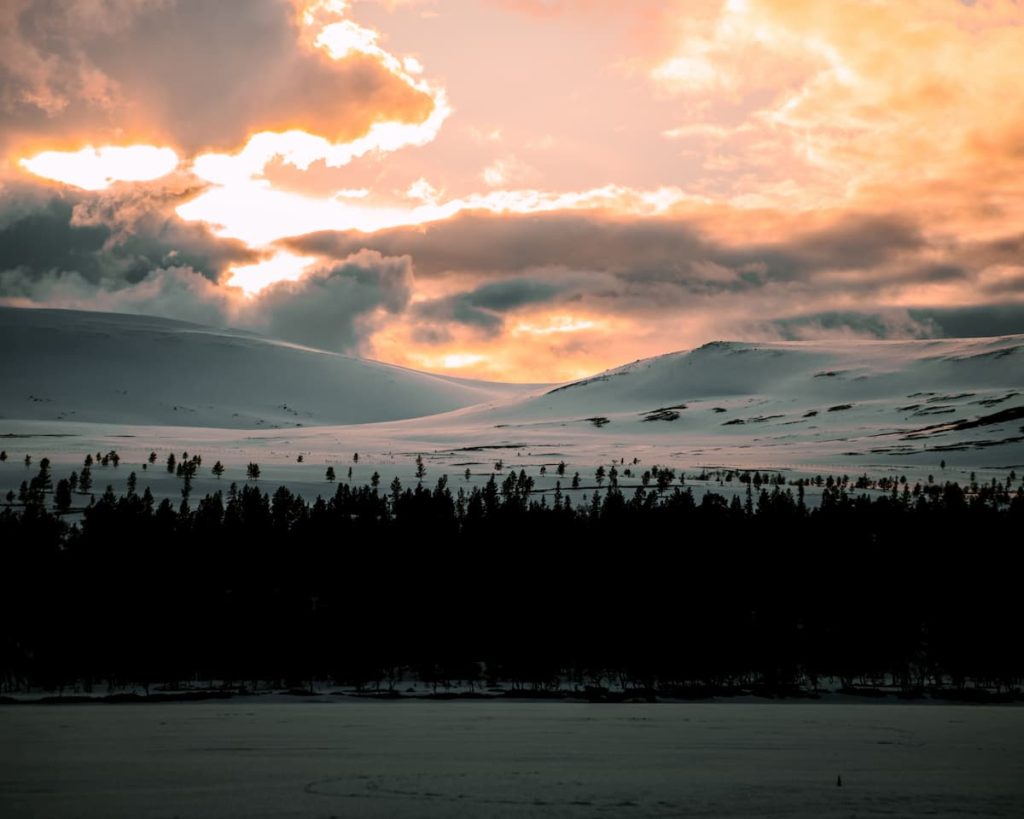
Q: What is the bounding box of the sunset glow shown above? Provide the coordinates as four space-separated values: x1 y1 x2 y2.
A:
4 0 1024 381
19 146 178 191
226 253 318 296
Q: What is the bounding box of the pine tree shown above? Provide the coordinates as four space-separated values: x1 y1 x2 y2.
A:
656 468 675 492
212 461 225 478
36 458 52 493
126 471 137 495
415 455 426 481
54 479 72 513
166 453 176 473
326 466 336 482
246 462 261 481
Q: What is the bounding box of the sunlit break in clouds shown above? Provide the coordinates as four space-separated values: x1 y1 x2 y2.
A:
226 253 319 297
20 146 179 191
4 0 1024 381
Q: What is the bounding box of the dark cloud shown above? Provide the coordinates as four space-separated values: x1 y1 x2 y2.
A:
0 180 416 354
1 247 415 356
768 310 939 341
287 212 708 278
413 278 565 333
0 182 256 290
754 215 923 274
767 305 1024 342
907 305 1024 338
252 250 413 353
286 210 927 287
0 196 108 280
3 180 1021 359
1 0 434 155
0 265 233 328
286 209 1024 349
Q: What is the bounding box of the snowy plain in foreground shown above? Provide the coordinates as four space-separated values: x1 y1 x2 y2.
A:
3 701 1022 818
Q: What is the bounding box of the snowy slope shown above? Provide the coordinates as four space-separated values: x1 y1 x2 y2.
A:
0 307 536 428
1 308 1021 480
496 336 1024 418
396 335 1024 469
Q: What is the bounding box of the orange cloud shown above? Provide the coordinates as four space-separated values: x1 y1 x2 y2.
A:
3 0 438 162
5 0 1024 382
653 0 1024 216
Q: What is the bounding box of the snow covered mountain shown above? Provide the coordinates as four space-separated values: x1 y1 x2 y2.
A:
1 307 1020 471
443 335 1024 467
0 307 535 428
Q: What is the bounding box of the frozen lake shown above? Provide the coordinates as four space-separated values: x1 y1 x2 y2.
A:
3 701 1023 818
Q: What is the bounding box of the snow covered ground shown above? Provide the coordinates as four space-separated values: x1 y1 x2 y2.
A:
0 307 537 428
2 701 1022 818
2 307 1022 504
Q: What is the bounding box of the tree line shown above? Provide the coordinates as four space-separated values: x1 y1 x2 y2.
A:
1 473 1022 697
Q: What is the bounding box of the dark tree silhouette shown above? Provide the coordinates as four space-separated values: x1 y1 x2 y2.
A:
1 473 1021 696
54 479 72 514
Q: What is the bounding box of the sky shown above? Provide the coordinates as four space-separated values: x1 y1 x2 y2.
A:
2 0 1023 382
